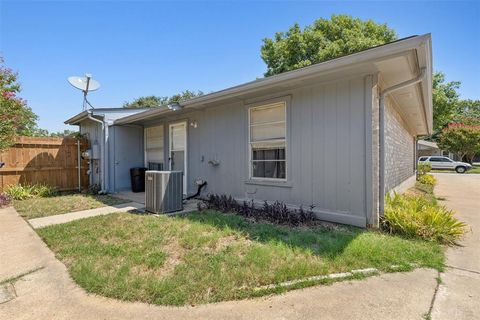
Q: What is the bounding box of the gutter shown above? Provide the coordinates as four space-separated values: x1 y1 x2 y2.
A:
116 34 431 126
378 67 426 216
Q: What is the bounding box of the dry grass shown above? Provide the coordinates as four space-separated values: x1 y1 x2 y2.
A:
14 193 129 219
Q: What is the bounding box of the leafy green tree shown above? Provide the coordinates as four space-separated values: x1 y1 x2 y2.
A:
261 15 397 76
456 99 480 121
123 90 203 108
31 129 81 138
0 58 38 151
438 124 480 163
49 129 81 138
259 15 475 136
432 72 461 132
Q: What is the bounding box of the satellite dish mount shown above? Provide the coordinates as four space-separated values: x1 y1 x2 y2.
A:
68 74 101 111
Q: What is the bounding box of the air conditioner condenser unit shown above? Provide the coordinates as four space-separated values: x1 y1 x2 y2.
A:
145 171 183 213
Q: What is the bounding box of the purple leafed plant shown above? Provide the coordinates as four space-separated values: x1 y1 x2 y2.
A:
199 193 316 226
0 193 11 208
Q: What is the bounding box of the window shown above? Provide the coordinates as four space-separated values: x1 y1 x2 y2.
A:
145 125 164 167
440 157 453 162
249 102 286 180
429 157 443 162
418 157 427 162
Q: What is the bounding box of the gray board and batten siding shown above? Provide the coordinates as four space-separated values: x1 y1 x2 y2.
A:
140 75 372 227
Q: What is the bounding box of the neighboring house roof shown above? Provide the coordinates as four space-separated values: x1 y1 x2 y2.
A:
115 34 433 135
418 139 439 149
65 108 150 125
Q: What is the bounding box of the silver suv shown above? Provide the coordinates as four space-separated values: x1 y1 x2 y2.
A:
418 156 472 173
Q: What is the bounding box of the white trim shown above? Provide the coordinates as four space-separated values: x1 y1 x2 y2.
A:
248 101 287 181
168 122 187 194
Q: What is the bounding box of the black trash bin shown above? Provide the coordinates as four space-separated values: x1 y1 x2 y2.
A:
130 167 147 192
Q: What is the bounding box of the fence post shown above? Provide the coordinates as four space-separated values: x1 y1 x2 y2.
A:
77 139 81 192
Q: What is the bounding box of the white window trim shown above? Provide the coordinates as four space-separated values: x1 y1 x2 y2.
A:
248 101 288 182
168 121 188 195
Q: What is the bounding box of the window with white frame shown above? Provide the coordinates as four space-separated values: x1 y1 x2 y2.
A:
145 125 164 168
249 102 287 180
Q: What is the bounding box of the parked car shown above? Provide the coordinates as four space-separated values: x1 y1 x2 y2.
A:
418 156 472 173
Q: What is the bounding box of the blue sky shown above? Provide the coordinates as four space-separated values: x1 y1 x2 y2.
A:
1 1 479 132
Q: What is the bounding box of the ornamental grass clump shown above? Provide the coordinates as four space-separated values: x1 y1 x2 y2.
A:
6 183 57 200
417 174 436 186
417 163 432 176
383 193 467 245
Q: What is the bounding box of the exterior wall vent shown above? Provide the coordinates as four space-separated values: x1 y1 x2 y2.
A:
145 171 183 213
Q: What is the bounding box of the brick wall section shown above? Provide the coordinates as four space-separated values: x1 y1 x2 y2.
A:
384 99 415 192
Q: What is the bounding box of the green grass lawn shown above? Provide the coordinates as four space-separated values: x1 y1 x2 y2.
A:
37 210 444 306
468 165 480 174
14 194 129 219
431 165 480 174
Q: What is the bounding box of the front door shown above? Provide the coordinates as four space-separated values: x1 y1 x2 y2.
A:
169 122 187 194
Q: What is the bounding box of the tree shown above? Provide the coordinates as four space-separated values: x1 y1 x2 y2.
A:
432 72 462 132
48 129 81 138
0 58 38 151
261 15 397 76
456 99 480 121
438 123 480 163
123 90 203 108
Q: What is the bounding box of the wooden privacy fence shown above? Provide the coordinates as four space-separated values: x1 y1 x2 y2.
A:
0 136 89 192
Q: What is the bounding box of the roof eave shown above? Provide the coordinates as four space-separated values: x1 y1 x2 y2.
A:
115 34 433 126
64 111 88 125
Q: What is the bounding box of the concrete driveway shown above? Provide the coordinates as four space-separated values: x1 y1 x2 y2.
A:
0 174 478 319
430 173 480 319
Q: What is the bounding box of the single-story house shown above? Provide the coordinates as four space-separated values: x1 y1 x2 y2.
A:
417 139 462 161
65 34 433 227
417 139 442 157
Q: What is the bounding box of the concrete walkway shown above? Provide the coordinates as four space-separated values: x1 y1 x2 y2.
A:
431 173 480 319
28 202 145 229
0 174 478 319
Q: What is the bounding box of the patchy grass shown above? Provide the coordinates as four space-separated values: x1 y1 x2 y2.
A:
14 194 129 219
37 211 444 306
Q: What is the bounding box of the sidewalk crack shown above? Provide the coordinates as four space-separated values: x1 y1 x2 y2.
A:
0 266 44 286
424 271 441 320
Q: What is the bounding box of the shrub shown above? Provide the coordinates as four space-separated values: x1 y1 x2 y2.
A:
417 174 436 186
6 184 57 200
198 193 316 226
88 184 101 195
382 193 467 245
417 163 432 176
0 193 11 207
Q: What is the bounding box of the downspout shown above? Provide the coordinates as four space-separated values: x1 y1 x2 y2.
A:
86 112 108 194
379 67 426 215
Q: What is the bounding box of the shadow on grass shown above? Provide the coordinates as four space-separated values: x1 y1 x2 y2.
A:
171 210 362 259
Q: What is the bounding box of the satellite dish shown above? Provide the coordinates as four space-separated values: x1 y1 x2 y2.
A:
68 74 101 111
